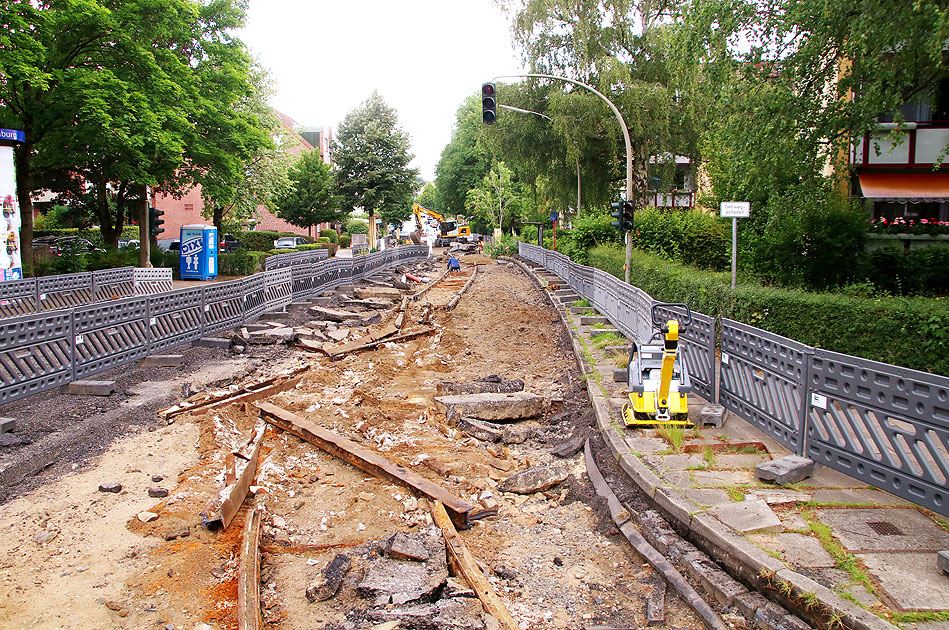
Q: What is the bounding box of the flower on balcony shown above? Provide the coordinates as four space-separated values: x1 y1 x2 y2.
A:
869 216 949 235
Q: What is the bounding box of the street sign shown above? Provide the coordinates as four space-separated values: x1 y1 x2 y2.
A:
550 210 558 223
720 201 750 218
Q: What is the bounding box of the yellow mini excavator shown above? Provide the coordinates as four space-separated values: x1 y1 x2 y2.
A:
622 303 694 426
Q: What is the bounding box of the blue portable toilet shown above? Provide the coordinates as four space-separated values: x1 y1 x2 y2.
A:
179 224 218 280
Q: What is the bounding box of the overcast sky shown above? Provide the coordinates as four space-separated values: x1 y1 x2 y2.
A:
238 0 526 182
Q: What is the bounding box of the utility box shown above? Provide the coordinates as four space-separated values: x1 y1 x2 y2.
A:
179 225 218 280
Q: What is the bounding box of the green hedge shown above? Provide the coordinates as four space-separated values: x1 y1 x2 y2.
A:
237 231 306 252
219 251 270 276
339 233 352 248
299 242 337 257
587 245 949 375
319 230 338 243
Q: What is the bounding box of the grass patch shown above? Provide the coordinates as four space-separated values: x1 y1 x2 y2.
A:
590 322 610 329
888 610 949 624
702 447 716 468
657 424 686 452
802 509 876 594
613 353 630 369
934 515 949 533
592 331 627 349
726 485 745 502
572 298 591 308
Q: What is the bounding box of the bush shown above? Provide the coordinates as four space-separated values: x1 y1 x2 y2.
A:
85 248 139 271
238 231 286 252
867 246 949 296
299 242 338 257
587 245 949 374
317 236 330 243
339 233 352 248
219 250 268 276
347 220 369 234
485 234 519 258
319 229 338 243
631 208 729 271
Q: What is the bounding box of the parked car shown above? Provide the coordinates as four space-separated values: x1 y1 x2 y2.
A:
157 238 180 252
220 233 241 253
49 236 103 257
273 236 308 250
118 238 140 249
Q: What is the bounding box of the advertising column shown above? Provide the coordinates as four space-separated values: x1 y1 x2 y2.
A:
0 129 26 281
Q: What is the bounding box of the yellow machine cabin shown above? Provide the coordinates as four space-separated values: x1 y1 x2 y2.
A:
412 204 471 246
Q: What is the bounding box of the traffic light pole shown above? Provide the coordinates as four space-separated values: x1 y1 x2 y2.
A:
493 73 634 283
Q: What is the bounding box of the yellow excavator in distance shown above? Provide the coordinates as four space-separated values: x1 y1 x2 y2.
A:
412 204 472 246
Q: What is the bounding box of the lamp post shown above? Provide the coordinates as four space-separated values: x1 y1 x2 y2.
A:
493 73 634 283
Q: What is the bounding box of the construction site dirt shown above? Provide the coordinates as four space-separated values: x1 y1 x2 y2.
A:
0 253 704 630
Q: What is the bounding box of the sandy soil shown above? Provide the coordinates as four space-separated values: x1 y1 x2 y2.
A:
0 254 702 630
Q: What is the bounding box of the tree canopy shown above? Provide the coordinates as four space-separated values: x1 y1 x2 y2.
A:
333 92 420 229
276 150 339 232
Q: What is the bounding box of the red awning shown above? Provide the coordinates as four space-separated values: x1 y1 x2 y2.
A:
858 172 949 203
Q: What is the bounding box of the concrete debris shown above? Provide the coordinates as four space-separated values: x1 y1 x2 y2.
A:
148 487 169 498
499 463 571 495
66 380 117 396
343 298 394 310
358 529 448 606
305 553 352 602
246 327 298 344
708 499 783 534
754 455 817 485
163 527 190 541
354 287 405 301
386 532 431 562
443 576 476 598
137 511 159 523
458 417 504 442
698 404 727 428
98 483 122 493
552 435 586 458
436 377 525 396
499 427 527 445
307 305 365 322
327 328 350 342
34 530 59 544
366 598 486 630
434 392 545 423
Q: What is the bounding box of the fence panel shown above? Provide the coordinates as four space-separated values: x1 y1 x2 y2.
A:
205 279 245 334
654 304 717 402
92 267 136 302
38 272 93 312
720 319 811 454
133 268 173 295
805 350 949 516
567 261 594 301
147 288 204 354
73 297 149 380
291 262 315 299
264 252 294 271
0 278 38 318
0 311 74 404
352 254 367 280
263 268 293 311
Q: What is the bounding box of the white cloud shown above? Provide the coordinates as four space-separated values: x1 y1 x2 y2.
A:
238 0 525 181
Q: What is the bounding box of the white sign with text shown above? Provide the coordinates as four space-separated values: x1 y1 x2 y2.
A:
720 201 750 218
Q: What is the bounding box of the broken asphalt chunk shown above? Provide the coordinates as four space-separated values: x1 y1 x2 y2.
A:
305 553 352 602
499 463 570 495
433 392 545 423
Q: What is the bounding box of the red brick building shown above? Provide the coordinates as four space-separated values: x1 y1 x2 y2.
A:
151 111 335 240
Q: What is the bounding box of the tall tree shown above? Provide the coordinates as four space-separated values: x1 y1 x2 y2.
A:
276 150 339 235
465 162 526 234
434 96 492 215
416 182 438 211
333 92 419 247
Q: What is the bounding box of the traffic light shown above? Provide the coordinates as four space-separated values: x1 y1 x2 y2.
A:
610 200 634 231
622 199 635 231
481 82 497 124
148 207 164 238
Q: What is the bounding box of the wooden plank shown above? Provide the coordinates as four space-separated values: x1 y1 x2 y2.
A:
203 425 266 530
429 501 519 630
192 378 300 416
237 509 262 630
158 365 307 419
412 268 450 301
445 264 479 310
255 402 494 529
324 326 437 361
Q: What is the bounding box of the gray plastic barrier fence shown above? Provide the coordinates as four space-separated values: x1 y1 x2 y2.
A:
0 246 428 406
520 241 948 516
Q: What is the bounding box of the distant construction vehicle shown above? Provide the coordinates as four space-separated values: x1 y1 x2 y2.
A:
412 204 473 247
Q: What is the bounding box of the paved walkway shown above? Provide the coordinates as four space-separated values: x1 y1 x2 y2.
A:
523 261 949 630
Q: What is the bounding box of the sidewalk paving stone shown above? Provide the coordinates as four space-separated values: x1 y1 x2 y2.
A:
810 488 911 506
746 533 836 568
681 488 733 508
714 453 769 469
623 435 668 454
708 499 783 534
859 552 949 610
816 508 949 553
691 469 756 488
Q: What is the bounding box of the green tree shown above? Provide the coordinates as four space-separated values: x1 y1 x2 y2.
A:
434 96 492 216
465 162 525 233
333 92 420 243
416 182 438 210
276 150 340 235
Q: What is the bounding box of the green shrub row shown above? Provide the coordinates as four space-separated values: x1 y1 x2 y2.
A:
298 242 338 257
586 245 949 375
34 226 141 248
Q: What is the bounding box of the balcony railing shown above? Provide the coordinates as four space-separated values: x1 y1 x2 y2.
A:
645 190 695 208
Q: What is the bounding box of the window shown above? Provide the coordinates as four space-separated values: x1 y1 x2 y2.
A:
185 203 194 213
